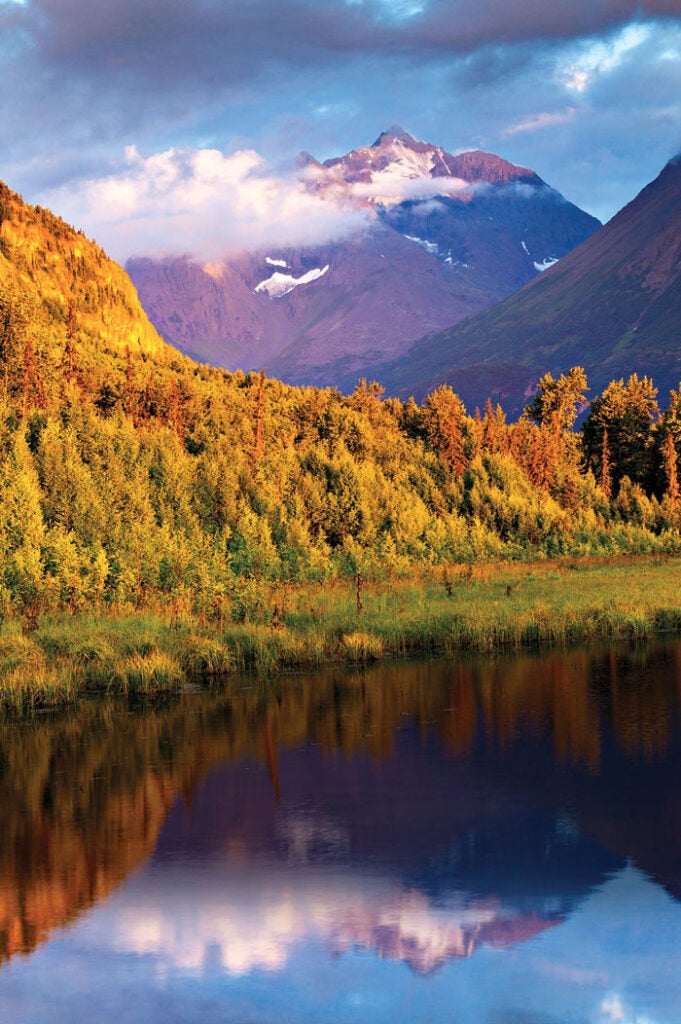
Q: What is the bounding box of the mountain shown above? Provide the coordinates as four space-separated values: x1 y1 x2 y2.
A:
385 154 681 413
0 180 167 361
3 168 676 644
126 128 599 389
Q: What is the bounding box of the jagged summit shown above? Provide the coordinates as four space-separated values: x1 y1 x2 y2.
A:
372 125 418 147
295 150 320 169
317 132 546 199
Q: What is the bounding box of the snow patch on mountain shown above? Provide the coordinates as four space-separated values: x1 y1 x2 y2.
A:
255 265 329 299
534 257 559 272
444 256 472 269
405 235 439 255
521 241 530 256
374 140 443 181
266 257 288 268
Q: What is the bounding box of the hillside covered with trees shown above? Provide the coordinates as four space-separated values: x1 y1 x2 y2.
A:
1 179 681 630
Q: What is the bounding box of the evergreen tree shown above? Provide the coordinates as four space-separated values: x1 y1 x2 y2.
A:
582 374 658 493
663 428 679 511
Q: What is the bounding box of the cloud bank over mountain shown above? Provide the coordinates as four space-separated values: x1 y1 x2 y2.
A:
42 145 373 261
1 1 680 237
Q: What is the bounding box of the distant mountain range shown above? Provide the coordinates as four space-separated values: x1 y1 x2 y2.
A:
7 130 679 422
127 128 600 390
384 153 681 414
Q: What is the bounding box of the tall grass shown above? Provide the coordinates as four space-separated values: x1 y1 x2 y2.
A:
2 553 681 710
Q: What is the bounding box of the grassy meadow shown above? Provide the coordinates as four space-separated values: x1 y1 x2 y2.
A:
2 553 681 712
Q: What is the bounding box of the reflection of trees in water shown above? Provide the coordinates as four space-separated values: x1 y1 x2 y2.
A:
604 645 679 761
0 640 678 965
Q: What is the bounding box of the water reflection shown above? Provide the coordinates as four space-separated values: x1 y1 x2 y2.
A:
1 642 681 1022
95 862 566 977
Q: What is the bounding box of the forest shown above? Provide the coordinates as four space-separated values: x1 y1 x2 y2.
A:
2 180 681 702
1 327 679 624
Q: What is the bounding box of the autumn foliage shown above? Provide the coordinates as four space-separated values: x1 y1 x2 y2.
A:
1 179 681 623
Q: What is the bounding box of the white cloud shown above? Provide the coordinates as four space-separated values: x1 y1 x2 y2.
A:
558 22 652 94
599 992 657 1024
349 170 472 204
39 144 373 262
503 107 577 137
344 0 425 20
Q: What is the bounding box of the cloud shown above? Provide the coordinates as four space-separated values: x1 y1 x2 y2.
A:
599 992 657 1024
503 108 577 137
2 1 679 139
1 1 680 226
557 23 654 93
10 1 681 80
39 144 373 261
36 139 493 261
348 171 472 202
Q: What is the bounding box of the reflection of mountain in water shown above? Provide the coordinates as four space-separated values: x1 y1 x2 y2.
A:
147 733 620 975
325 891 561 974
96 858 566 978
1 641 681 972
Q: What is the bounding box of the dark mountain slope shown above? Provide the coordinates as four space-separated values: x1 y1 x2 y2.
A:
384 155 681 412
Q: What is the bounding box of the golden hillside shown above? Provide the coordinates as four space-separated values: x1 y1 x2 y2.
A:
0 180 168 359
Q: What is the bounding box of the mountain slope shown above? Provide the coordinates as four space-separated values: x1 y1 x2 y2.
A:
0 181 167 361
385 155 681 412
127 129 599 389
0 171 679 651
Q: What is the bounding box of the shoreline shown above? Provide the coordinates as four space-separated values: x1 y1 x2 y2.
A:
2 553 681 712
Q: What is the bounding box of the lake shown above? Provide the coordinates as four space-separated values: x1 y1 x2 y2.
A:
0 642 680 1023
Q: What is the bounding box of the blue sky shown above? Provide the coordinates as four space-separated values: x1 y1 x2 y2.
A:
1 1 680 258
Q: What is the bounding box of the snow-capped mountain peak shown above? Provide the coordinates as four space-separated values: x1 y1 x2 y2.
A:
322 130 454 186
302 131 543 208
127 128 601 399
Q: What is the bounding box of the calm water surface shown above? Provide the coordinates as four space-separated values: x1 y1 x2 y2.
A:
1 643 681 1023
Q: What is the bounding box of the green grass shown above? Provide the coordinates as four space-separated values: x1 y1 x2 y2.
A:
2 553 681 711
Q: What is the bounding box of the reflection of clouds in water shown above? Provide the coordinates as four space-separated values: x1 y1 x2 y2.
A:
1 862 679 1024
599 992 657 1024
103 861 557 978
119 899 295 975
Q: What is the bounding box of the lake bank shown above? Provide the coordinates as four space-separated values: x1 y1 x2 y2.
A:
2 553 681 712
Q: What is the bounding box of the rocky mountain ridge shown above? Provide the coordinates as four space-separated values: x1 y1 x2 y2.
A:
127 128 600 388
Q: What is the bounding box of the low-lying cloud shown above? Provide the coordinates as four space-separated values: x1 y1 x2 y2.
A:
348 170 472 202
41 145 374 262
